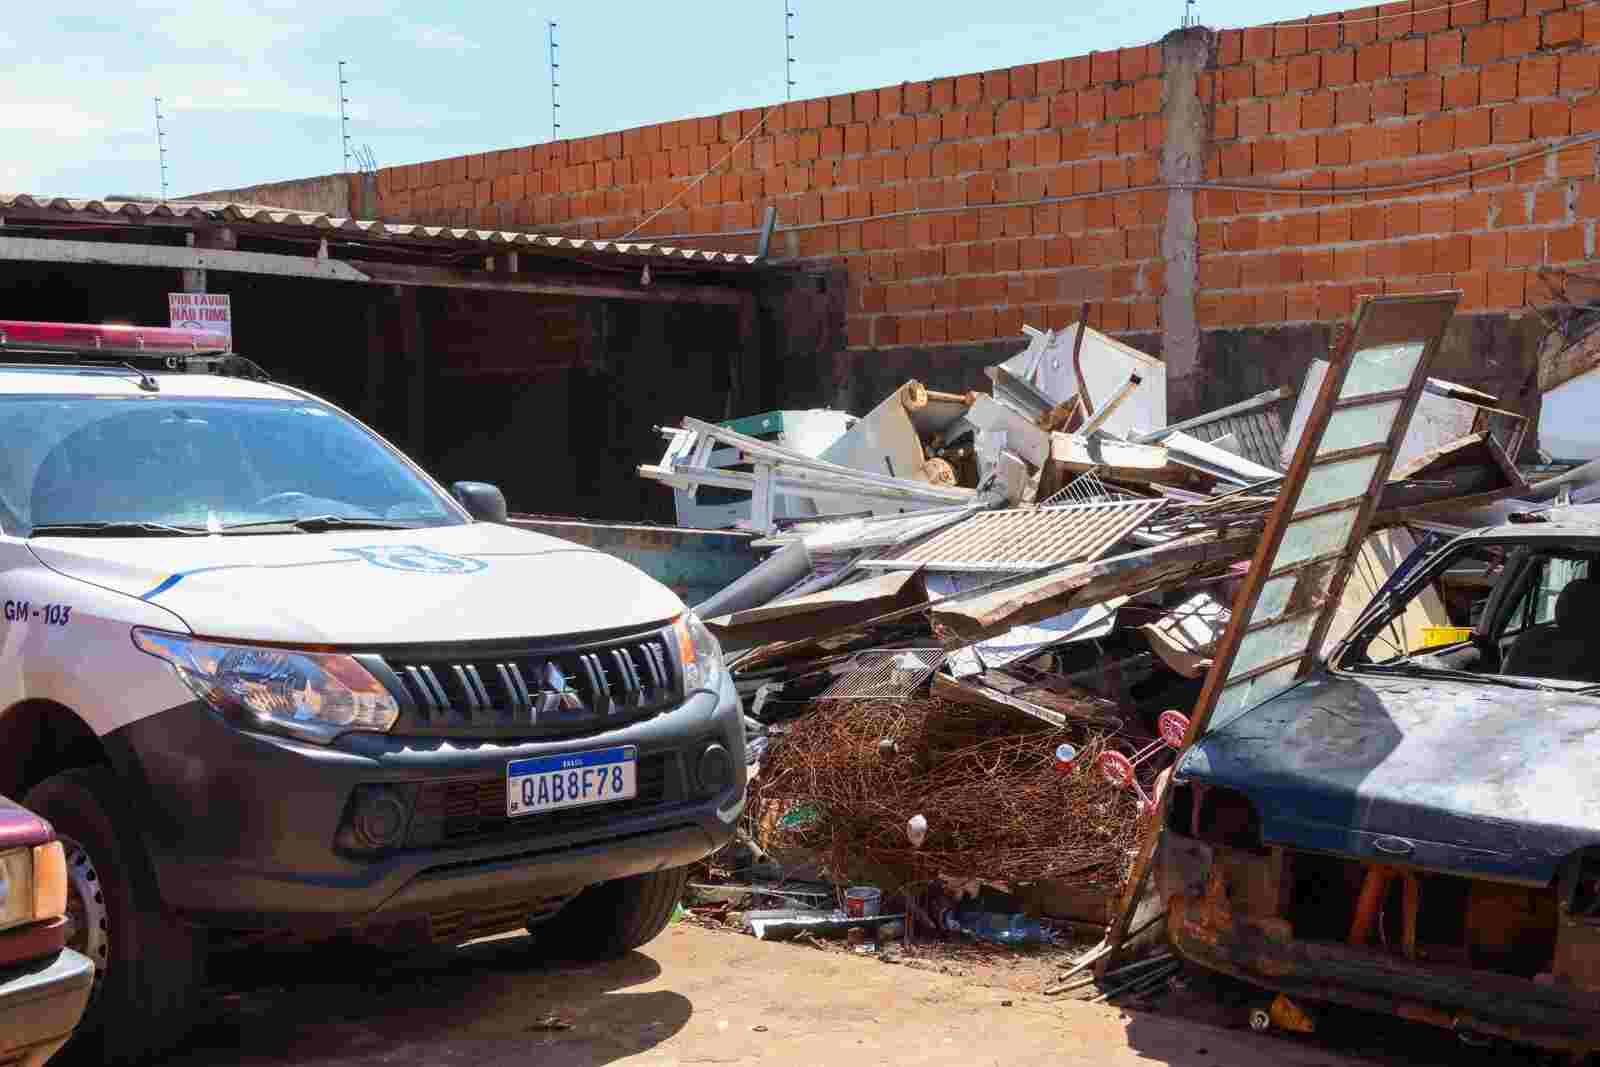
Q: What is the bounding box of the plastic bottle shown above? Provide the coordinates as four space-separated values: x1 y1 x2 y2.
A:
960 912 1051 946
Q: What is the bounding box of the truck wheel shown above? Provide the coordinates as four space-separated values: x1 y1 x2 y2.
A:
25 766 201 1064
537 865 690 959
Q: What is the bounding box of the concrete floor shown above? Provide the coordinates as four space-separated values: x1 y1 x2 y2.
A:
165 924 1377 1067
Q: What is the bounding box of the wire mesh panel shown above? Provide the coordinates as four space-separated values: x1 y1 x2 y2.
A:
861 499 1166 573
1040 468 1140 507
816 649 947 700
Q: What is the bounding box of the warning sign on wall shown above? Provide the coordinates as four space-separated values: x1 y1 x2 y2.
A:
168 292 232 347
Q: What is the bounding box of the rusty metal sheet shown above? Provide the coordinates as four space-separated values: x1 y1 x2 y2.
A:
861 499 1165 573
0 193 759 267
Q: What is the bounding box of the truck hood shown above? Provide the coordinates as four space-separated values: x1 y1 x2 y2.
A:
28 522 685 645
1178 672 1600 885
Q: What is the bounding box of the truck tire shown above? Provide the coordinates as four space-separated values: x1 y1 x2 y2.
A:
537 865 690 959
25 766 201 1064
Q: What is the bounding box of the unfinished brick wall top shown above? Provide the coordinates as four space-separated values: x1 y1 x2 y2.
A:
1197 0 1599 330
364 0 1600 352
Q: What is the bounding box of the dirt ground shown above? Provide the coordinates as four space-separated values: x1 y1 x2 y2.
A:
151 921 1516 1067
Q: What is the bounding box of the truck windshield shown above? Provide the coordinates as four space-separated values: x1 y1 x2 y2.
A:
0 395 464 536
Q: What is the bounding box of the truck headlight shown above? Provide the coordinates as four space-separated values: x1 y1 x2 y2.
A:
0 843 63 932
672 612 725 694
133 629 400 744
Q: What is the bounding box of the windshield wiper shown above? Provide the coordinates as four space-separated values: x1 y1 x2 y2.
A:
218 515 416 533
1356 662 1561 692
29 521 209 538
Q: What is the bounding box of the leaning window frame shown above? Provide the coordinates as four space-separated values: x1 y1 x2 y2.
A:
1328 533 1600 672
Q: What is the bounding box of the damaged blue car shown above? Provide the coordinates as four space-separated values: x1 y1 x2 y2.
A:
1160 514 1600 1055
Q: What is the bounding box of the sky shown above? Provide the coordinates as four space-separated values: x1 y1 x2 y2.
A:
10 0 1357 199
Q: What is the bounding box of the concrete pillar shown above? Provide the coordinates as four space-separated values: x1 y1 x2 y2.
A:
1159 28 1213 419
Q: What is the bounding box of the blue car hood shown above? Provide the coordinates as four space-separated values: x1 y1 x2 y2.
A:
1178 672 1600 885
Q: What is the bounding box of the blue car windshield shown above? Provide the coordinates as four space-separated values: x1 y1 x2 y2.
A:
0 395 464 536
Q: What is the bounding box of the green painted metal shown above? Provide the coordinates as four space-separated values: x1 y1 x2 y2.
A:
508 516 761 607
719 411 785 438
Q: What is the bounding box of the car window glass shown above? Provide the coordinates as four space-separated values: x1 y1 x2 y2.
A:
1344 543 1504 666
3 395 462 535
1538 557 1589 623
1502 556 1591 636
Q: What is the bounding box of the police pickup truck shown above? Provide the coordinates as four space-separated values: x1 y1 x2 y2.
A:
0 321 745 1060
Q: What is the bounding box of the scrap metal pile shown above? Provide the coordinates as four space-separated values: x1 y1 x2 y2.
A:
750 698 1142 888
643 316 1566 899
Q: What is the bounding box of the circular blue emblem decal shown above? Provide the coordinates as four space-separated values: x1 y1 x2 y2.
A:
337 545 488 575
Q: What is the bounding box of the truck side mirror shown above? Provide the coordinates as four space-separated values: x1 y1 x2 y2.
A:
451 481 507 523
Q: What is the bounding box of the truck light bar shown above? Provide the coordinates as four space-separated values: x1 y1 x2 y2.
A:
0 320 229 357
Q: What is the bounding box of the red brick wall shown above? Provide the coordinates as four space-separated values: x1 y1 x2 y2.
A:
365 0 1599 353
1195 0 1599 330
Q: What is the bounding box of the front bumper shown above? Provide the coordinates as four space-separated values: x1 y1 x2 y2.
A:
0 948 94 1067
1170 885 1600 1053
105 675 745 932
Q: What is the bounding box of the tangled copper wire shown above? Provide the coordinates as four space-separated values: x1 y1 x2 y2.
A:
751 698 1146 888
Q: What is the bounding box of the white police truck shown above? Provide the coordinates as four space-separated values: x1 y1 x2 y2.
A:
0 320 745 1061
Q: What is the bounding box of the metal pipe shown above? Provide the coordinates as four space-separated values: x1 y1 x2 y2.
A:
756 205 778 260
1080 372 1143 435
1069 303 1092 428
1347 864 1395 946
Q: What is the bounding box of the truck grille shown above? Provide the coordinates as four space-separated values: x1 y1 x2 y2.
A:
373 627 682 739
406 753 674 847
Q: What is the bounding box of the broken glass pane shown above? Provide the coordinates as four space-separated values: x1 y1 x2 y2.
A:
1295 454 1383 515
1316 400 1402 457
1339 341 1427 399
1212 663 1305 731
1230 612 1319 680
1273 506 1360 570
1251 574 1298 625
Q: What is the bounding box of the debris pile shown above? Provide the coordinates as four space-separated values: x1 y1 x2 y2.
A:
752 698 1141 887
645 312 1581 933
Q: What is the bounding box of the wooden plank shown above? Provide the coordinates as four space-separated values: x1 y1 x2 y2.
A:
1539 323 1600 394
1374 429 1530 523
0 234 371 282
1389 432 1497 481
929 529 1258 645
705 571 928 647
362 260 744 305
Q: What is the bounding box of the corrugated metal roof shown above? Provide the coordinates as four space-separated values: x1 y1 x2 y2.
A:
1187 409 1287 472
0 194 759 268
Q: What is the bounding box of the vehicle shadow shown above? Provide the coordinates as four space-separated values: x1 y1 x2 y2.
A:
1118 972 1509 1067
161 931 694 1067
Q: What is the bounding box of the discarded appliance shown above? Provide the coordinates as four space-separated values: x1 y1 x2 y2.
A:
671 409 855 529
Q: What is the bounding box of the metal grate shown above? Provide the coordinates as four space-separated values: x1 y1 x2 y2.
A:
816 648 946 700
861 499 1166 573
1040 468 1139 507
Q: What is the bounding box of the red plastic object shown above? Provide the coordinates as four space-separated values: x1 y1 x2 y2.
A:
1098 749 1134 787
1099 709 1191 815
0 320 227 355
1159 709 1190 748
